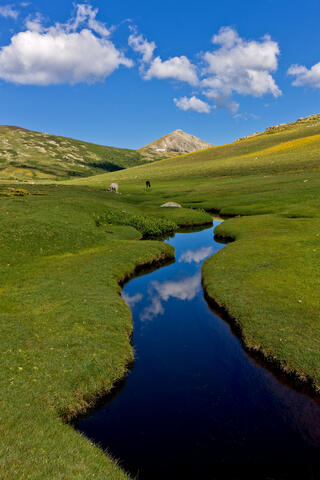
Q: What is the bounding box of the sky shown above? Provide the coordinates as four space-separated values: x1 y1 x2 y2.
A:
0 0 319 149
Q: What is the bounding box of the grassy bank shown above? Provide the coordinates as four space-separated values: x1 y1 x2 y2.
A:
0 185 186 479
203 215 320 391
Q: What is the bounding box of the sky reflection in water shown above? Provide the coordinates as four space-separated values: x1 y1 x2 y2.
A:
77 221 320 480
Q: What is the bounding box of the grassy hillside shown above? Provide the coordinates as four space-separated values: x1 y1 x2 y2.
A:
70 114 320 187
0 125 147 181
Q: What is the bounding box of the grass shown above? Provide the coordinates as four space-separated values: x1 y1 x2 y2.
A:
95 208 177 238
0 185 181 479
69 114 320 186
3 112 320 477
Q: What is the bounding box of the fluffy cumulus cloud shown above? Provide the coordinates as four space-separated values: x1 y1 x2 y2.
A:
129 25 280 114
144 55 198 85
128 28 198 85
0 4 132 85
0 7 283 115
201 26 281 113
0 4 18 19
174 96 211 113
288 62 320 88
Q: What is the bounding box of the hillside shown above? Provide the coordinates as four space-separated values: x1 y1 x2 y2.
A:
72 113 320 186
138 129 214 161
0 125 147 181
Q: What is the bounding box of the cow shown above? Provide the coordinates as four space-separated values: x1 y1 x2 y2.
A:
108 183 119 193
146 180 151 189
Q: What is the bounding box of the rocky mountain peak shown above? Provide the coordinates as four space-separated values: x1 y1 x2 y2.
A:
139 129 214 157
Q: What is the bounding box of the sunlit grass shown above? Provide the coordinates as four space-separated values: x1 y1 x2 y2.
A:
3 114 320 477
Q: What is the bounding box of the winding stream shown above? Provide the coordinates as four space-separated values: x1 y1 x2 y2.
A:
76 221 320 479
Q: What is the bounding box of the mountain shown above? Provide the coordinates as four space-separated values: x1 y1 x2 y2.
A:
138 129 214 161
0 125 147 181
71 112 320 188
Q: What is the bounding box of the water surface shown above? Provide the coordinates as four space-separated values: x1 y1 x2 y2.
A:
76 221 320 479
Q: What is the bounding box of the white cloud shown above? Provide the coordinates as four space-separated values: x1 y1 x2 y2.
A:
233 112 259 120
0 4 132 85
174 96 211 114
25 12 45 32
129 25 280 114
128 27 198 85
128 29 156 64
144 55 198 85
202 26 281 112
0 4 18 19
68 4 110 37
179 246 213 263
288 62 320 88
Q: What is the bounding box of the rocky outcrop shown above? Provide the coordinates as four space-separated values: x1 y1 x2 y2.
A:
161 202 182 208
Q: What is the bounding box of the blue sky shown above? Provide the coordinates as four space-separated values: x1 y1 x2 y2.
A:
0 0 319 148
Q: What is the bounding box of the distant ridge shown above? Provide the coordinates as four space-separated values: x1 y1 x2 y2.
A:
236 113 320 142
0 125 146 181
139 129 214 160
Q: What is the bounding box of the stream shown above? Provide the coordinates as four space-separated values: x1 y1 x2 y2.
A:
76 221 320 479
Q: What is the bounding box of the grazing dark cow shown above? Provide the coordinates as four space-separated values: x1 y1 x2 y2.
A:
146 180 151 189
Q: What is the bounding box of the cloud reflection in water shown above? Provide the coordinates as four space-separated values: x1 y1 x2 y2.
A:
179 246 213 264
140 274 201 321
122 292 143 308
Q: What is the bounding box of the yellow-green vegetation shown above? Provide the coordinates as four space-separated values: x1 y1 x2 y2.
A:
0 125 149 182
0 187 29 197
3 112 320 478
95 208 177 238
71 113 320 186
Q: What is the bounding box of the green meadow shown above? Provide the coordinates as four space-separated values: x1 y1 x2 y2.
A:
2 113 320 477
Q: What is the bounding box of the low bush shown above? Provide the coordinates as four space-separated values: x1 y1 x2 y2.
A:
0 187 29 197
95 208 177 238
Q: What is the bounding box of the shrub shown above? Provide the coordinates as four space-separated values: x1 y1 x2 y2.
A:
95 209 176 238
0 188 29 197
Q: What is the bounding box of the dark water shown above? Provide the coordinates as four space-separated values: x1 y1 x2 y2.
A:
76 221 320 480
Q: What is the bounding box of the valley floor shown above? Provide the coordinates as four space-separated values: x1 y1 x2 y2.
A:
2 116 320 477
